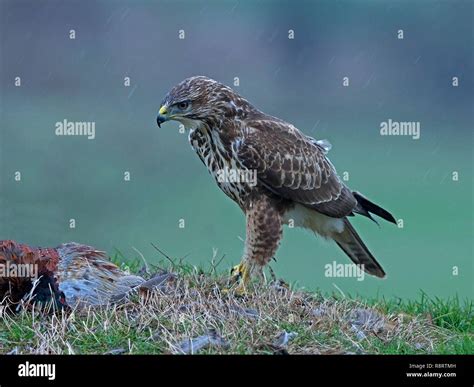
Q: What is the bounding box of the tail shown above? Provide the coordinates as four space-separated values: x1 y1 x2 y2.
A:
352 191 397 225
333 218 386 278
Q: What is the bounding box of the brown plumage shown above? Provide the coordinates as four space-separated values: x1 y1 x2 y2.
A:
156 76 396 291
0 240 143 310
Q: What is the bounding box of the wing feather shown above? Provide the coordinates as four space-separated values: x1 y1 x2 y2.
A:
234 119 356 218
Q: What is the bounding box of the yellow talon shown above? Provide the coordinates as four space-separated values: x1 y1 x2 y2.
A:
233 283 247 296
230 263 243 279
225 261 251 296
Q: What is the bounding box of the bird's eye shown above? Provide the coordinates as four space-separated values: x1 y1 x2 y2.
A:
177 101 189 110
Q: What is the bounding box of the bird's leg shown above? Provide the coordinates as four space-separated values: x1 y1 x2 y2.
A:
228 195 283 295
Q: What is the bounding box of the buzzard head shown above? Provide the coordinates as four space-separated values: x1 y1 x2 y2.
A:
157 76 241 129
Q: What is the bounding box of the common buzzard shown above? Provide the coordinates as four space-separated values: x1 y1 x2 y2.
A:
157 76 396 293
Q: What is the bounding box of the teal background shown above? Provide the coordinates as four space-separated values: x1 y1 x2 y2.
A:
0 0 472 299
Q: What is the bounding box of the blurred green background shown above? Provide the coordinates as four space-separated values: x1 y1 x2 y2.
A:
0 0 472 300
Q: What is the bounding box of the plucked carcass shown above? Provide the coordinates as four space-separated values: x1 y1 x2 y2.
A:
0 240 144 310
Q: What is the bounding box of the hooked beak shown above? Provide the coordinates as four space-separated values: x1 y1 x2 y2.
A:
156 105 168 128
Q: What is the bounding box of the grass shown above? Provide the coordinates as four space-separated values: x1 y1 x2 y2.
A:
0 256 472 355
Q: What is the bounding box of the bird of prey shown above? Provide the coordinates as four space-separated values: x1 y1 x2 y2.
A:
0 240 144 310
156 76 396 293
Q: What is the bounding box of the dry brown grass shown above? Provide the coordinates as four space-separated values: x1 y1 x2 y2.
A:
0 265 466 355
